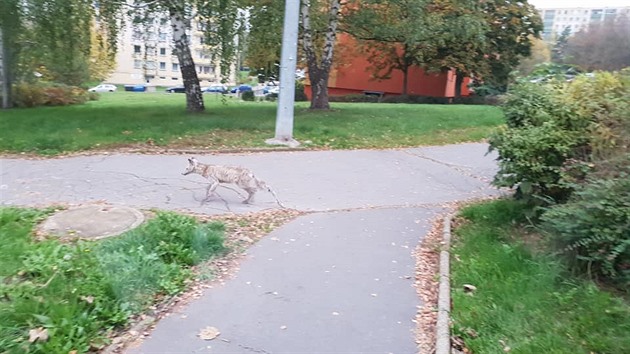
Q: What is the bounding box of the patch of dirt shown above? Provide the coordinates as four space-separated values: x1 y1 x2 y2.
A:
103 208 303 354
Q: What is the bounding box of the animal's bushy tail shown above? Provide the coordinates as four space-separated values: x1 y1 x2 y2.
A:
257 179 286 209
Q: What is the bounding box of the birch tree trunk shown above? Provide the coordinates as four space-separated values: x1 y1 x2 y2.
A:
169 7 204 113
301 0 341 110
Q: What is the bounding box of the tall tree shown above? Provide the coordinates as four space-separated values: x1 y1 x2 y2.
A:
475 0 542 92
242 0 283 83
300 0 342 110
517 37 551 76
551 26 571 63
24 0 95 85
419 0 488 97
565 15 630 71
0 0 22 108
343 0 431 95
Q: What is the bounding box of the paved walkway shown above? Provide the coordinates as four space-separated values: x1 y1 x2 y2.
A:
0 143 500 353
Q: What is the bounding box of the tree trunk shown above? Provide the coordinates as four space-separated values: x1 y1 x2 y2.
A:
402 65 408 96
170 8 204 113
0 28 11 109
301 0 341 110
454 71 464 98
308 67 330 109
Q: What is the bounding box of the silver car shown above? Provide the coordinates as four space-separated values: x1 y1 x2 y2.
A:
88 84 117 92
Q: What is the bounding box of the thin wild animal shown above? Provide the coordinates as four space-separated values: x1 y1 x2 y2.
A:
182 157 285 208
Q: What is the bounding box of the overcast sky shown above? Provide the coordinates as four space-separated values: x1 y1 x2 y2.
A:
529 0 630 8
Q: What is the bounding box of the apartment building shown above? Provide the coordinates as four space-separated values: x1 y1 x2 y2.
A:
107 15 235 86
538 6 630 39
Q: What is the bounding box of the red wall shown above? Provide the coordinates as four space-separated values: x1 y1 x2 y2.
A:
305 34 470 99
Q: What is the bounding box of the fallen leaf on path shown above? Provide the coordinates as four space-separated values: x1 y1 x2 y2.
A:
198 326 220 340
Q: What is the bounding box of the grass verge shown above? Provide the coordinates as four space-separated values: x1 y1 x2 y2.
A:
0 92 504 155
0 207 225 353
451 199 630 354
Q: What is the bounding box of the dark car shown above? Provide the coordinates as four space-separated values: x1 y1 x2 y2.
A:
165 86 186 93
230 84 253 93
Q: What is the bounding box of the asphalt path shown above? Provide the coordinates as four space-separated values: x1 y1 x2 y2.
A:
0 143 501 353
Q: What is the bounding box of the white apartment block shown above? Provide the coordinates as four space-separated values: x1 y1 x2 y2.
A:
538 6 630 39
107 15 236 86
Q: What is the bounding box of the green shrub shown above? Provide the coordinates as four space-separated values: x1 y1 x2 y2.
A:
12 82 47 107
295 81 308 102
542 164 630 288
490 74 628 204
489 83 590 203
12 82 90 108
241 90 255 101
329 94 379 103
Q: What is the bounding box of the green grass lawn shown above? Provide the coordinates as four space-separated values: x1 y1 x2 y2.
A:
451 200 630 354
0 208 225 353
0 92 504 155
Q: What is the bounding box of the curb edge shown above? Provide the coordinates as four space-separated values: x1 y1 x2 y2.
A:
435 214 452 354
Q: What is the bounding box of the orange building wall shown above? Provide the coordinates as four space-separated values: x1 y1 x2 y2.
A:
305 34 471 99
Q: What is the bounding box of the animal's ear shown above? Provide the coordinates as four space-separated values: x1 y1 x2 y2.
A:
190 157 198 165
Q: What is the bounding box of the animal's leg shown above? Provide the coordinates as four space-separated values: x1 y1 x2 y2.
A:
204 180 220 201
243 188 256 204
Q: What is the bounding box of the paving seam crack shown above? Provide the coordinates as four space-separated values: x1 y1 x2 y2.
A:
402 150 491 183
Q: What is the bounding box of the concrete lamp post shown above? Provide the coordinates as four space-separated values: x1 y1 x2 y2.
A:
265 0 301 148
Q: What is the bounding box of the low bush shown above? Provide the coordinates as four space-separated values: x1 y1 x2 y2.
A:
12 82 91 108
295 81 308 102
490 71 630 286
490 73 627 204
542 164 630 288
328 93 499 105
329 94 380 103
241 90 255 101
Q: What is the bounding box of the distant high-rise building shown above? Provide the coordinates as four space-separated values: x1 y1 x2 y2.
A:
106 15 236 87
537 6 630 39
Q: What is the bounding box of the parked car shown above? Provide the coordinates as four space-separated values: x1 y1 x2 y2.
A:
88 84 117 92
230 84 253 93
265 86 280 95
202 85 228 94
165 86 186 93
262 82 279 95
124 85 147 92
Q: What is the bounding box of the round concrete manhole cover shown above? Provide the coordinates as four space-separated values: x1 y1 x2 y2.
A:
40 205 145 240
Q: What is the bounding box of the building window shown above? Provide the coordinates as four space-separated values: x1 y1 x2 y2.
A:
146 61 156 70
134 45 141 54
160 48 166 55
159 33 167 42
203 66 211 74
172 63 179 71
159 62 166 70
544 10 555 19
134 60 142 69
159 76 166 80
172 77 178 80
